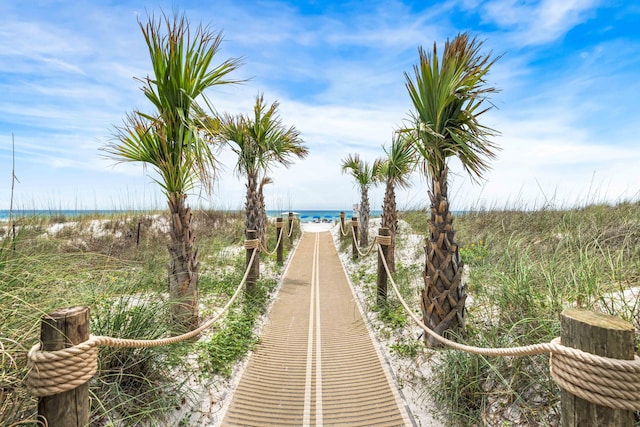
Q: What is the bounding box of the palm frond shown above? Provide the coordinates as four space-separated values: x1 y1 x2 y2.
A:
102 11 241 196
402 32 501 183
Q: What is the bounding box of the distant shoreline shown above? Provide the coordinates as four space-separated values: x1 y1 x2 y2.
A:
0 209 385 223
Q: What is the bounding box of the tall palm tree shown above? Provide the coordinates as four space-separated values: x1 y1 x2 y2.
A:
341 154 375 247
218 94 308 242
103 12 241 330
373 133 416 272
403 32 500 346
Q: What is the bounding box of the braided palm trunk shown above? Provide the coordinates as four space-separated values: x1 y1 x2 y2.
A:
245 172 260 236
360 186 370 247
381 180 397 272
168 192 199 331
421 168 466 347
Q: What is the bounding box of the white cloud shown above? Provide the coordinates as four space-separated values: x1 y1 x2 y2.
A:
476 0 600 46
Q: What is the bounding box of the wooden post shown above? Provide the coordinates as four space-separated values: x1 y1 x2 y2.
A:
246 230 259 295
38 306 90 427
136 221 141 247
288 212 294 244
351 217 359 260
377 227 390 305
339 212 345 242
276 217 284 265
560 308 635 427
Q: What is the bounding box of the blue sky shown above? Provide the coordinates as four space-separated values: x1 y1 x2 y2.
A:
1 0 639 211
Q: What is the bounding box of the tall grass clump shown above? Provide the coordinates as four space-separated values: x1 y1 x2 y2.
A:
402 202 640 425
90 289 191 425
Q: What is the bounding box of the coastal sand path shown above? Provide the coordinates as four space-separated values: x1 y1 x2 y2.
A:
220 229 413 426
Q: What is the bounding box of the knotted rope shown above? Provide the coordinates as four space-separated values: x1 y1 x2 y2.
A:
27 247 259 397
376 244 640 410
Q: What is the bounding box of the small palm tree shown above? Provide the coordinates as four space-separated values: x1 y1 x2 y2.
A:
103 12 241 330
373 133 416 272
218 94 308 242
341 154 375 247
403 32 500 346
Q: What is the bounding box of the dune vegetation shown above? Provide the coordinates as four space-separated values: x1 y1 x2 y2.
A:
1 202 639 425
0 210 295 425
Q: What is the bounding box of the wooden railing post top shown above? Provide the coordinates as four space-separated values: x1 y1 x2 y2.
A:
340 212 345 218
561 308 635 332
276 217 284 228
43 306 90 321
378 227 390 236
288 212 294 218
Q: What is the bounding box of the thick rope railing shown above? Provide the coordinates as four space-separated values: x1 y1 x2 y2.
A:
259 223 285 256
286 217 295 238
375 242 640 411
339 217 350 237
350 225 383 257
26 246 260 398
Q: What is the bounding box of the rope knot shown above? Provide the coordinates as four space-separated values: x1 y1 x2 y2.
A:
244 239 259 250
376 235 391 246
549 337 640 410
26 337 100 397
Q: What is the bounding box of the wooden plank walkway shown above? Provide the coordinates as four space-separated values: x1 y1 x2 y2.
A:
221 231 413 426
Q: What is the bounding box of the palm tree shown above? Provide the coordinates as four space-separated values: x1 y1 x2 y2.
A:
218 94 308 243
103 12 241 330
403 32 500 346
373 133 416 272
341 154 375 247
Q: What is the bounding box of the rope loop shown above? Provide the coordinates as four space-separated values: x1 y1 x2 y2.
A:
549 338 640 410
376 234 391 246
244 238 259 250
26 339 99 396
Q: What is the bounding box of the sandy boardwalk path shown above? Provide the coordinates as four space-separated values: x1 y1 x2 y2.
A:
221 230 413 426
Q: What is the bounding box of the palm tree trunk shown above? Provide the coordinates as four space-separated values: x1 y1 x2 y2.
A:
421 168 466 347
360 187 370 247
381 180 397 272
245 172 260 235
167 192 199 331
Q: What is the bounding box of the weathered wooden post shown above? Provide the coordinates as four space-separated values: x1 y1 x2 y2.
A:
136 221 141 247
351 217 359 260
288 212 294 244
339 211 345 242
559 308 635 427
276 217 284 265
376 227 390 304
38 306 90 427
246 230 259 295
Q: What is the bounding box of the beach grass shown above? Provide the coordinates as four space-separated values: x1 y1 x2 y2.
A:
0 209 289 425
399 203 640 425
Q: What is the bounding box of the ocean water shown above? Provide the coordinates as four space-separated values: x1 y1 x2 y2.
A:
266 210 382 223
